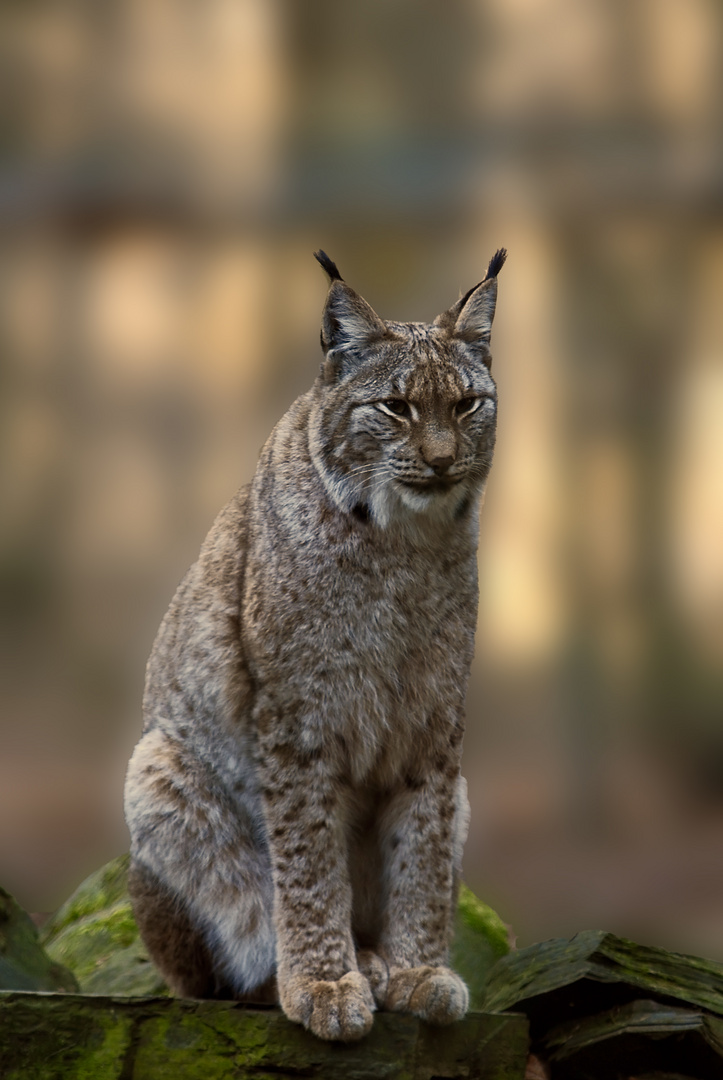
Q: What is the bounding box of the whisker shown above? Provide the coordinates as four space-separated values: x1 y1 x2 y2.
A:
345 462 388 478
350 467 391 485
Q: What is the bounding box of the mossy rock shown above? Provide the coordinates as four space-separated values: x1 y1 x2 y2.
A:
482 930 723 1078
0 992 530 1080
41 855 167 996
0 887 77 992
41 855 511 1002
481 929 723 1032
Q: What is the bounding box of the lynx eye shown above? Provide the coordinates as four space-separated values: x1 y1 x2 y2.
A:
454 396 482 418
378 398 412 419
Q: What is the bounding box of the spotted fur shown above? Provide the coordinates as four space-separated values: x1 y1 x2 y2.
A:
124 251 504 1041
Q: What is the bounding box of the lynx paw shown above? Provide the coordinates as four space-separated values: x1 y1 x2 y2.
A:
385 965 469 1025
356 949 389 1007
280 970 375 1042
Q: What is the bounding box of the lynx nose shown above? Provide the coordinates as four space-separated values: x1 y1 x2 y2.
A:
429 454 455 475
421 433 457 474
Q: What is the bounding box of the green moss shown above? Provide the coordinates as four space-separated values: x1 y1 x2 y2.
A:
457 884 511 957
0 994 132 1079
132 1004 295 1080
195 1006 278 1060
45 901 141 985
40 855 131 942
82 901 138 948
41 858 168 996
71 1010 132 1080
450 885 511 1009
136 1010 235 1079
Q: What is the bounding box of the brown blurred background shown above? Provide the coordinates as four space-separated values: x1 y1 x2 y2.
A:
1 0 722 957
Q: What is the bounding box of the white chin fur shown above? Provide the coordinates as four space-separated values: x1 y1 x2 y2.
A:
370 480 465 529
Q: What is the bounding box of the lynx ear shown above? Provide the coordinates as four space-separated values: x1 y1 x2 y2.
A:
435 247 507 352
314 250 387 366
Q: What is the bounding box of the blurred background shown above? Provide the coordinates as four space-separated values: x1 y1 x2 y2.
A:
1 0 722 957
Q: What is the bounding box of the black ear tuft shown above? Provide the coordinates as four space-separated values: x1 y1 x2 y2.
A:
314 250 344 282
485 248 507 280
454 249 507 311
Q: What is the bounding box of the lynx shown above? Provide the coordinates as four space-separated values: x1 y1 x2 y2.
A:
124 247 506 1041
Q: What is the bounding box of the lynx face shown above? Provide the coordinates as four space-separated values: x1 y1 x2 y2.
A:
308 253 504 529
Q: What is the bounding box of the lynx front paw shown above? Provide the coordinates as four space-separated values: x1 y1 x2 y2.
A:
280 970 375 1042
385 965 469 1025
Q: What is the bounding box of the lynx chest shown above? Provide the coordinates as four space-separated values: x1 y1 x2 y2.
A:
242 492 478 781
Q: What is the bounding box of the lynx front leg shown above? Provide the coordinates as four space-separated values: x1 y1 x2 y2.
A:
376 771 470 1025
260 741 375 1042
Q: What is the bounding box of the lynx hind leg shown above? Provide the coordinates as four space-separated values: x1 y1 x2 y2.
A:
124 729 276 1001
385 966 469 1025
128 857 225 998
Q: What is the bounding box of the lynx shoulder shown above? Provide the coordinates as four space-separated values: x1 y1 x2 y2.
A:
124 248 506 1041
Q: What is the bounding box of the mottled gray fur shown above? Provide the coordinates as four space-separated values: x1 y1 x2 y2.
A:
124 249 505 1040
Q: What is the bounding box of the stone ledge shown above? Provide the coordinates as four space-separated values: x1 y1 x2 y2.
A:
0 992 529 1080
